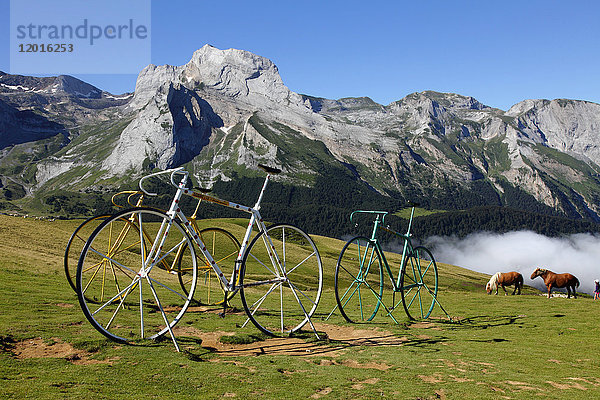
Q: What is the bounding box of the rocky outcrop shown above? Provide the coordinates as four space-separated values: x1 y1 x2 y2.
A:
508 99 600 163
104 82 223 173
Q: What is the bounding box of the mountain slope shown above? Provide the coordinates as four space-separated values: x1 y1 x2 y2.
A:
1 46 600 232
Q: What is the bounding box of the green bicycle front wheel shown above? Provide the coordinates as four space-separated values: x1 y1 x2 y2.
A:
399 246 438 320
334 236 384 323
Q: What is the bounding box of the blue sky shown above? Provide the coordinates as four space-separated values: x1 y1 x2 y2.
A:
1 0 599 110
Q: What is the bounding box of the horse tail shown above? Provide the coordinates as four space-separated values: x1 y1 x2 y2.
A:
517 273 524 286
575 277 580 287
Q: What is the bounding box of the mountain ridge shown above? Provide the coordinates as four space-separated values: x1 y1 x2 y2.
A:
1 45 600 233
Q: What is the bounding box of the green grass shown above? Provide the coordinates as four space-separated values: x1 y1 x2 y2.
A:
1 215 599 399
394 207 447 219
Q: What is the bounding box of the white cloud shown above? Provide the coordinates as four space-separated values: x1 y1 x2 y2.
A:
426 231 600 295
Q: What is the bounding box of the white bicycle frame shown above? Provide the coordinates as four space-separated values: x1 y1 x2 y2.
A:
139 167 280 294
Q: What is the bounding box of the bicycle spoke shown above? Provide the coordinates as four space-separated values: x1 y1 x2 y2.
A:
89 276 139 317
288 280 318 307
144 275 180 351
285 251 316 275
85 245 139 277
146 237 187 273
248 251 280 277
287 280 320 339
241 281 282 328
147 274 192 302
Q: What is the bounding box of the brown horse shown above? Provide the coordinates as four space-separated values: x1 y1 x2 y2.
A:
486 272 523 295
530 268 580 298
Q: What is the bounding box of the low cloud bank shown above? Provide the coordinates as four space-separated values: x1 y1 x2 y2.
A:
426 231 600 295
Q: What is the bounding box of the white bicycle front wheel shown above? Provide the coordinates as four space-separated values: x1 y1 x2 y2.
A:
239 224 323 336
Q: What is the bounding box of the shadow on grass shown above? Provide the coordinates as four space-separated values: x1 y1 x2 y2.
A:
399 336 449 352
436 314 526 330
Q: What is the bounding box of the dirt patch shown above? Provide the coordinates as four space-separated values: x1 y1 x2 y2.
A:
12 337 118 365
504 381 541 391
184 306 245 315
547 381 588 390
351 377 380 389
340 359 391 370
314 323 409 347
175 322 411 358
449 375 474 383
310 387 332 399
410 321 443 331
567 377 600 387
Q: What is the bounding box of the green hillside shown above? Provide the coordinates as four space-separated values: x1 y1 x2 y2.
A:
1 215 599 399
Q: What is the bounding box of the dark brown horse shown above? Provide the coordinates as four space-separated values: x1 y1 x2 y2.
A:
486 272 523 295
530 268 580 298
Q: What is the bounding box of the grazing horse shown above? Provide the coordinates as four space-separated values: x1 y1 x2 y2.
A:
530 268 579 298
486 271 523 295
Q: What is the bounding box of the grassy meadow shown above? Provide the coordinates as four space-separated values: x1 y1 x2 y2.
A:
1 214 599 399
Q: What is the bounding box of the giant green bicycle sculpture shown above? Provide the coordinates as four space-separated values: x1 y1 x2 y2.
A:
329 203 449 323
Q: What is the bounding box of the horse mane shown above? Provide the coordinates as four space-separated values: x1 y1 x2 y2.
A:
487 272 501 291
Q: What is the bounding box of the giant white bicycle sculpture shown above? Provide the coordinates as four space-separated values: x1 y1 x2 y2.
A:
76 165 323 351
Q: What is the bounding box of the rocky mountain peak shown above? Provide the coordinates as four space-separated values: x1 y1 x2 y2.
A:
7 45 600 224
506 99 549 117
406 91 488 111
52 75 103 99
387 92 450 124
183 44 290 102
128 45 293 112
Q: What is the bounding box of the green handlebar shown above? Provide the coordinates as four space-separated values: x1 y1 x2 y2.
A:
350 210 389 224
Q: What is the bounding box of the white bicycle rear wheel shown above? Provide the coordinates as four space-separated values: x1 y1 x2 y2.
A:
77 207 198 343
